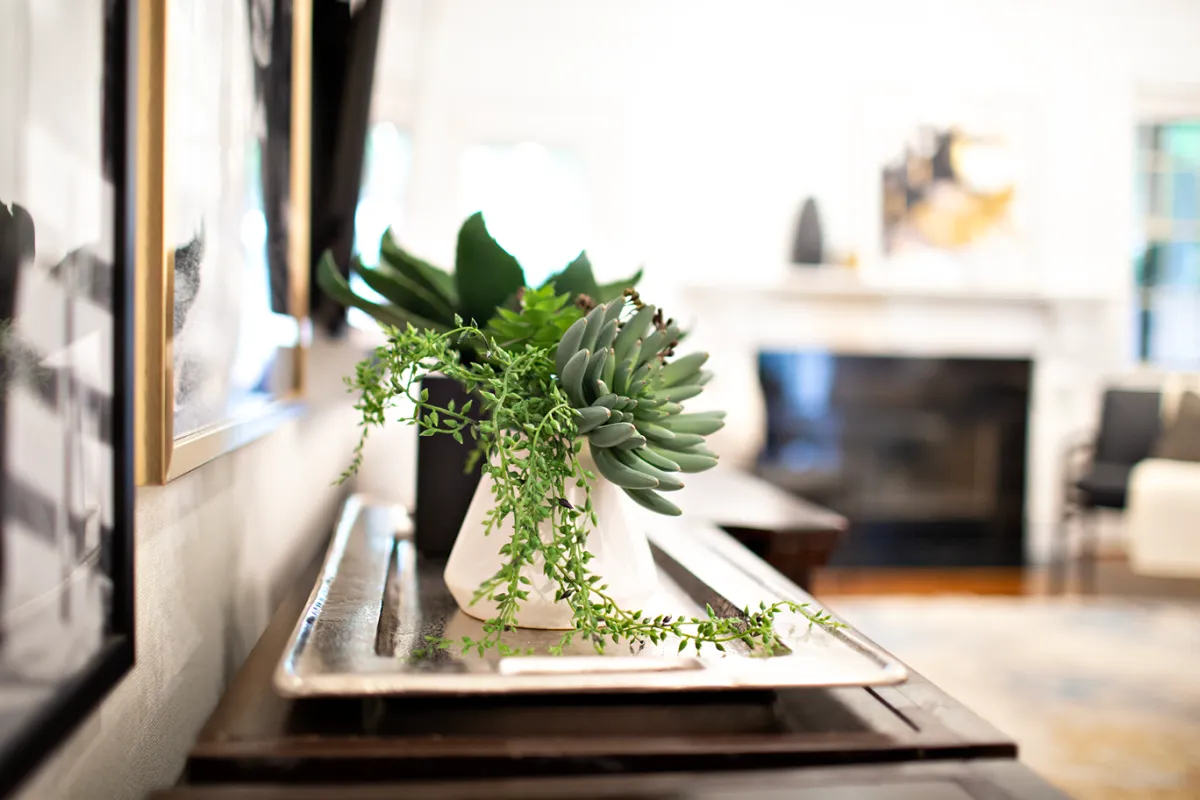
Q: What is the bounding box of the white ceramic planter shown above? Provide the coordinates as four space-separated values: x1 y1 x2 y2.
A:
443 447 659 630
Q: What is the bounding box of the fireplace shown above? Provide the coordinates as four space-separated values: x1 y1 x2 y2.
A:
757 352 1032 567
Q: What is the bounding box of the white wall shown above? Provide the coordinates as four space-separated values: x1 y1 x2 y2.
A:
13 340 367 800
376 0 1200 344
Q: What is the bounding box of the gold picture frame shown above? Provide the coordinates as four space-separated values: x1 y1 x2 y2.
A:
135 0 312 484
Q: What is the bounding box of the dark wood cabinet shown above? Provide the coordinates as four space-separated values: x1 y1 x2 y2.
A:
151 551 1065 798
151 475 1067 798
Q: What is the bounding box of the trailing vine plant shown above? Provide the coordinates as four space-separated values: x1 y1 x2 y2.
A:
340 285 842 658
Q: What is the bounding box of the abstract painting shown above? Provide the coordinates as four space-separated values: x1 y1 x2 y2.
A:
856 91 1035 281
881 125 1018 256
0 0 135 792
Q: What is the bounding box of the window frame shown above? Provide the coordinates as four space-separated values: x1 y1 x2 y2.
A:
1131 85 1200 369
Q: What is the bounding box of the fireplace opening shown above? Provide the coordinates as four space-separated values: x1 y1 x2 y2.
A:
757 352 1032 567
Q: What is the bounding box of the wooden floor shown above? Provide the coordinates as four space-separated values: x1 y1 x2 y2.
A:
811 557 1200 599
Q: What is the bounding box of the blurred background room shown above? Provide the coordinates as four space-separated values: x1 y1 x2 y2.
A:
3 1 1198 799
337 3 1200 798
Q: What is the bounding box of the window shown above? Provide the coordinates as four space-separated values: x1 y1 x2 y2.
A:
349 122 412 330
457 141 590 288
1134 121 1200 368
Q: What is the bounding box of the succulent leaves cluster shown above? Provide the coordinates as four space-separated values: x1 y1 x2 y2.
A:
487 286 583 349
555 294 724 516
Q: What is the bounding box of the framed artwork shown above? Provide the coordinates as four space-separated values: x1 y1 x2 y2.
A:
136 0 312 484
853 89 1039 287
0 0 135 793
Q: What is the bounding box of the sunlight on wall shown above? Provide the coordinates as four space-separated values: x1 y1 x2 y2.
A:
457 141 590 288
349 123 413 331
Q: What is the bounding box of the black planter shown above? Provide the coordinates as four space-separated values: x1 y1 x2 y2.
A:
415 374 485 557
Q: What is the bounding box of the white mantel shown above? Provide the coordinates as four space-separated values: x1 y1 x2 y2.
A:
676 272 1118 564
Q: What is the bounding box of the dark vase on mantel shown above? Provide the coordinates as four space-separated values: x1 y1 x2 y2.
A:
415 374 486 557
790 197 824 266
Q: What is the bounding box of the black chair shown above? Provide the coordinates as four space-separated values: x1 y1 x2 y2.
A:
1052 388 1162 593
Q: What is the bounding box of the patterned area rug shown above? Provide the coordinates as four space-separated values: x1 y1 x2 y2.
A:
826 596 1200 800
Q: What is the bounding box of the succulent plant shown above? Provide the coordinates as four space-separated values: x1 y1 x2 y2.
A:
317 211 642 338
555 294 723 516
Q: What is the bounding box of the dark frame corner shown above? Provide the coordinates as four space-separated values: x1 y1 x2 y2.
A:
0 0 137 794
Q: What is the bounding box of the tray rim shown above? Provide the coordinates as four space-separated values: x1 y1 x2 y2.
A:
274 495 908 697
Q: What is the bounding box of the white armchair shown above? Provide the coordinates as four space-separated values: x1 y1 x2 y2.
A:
1126 458 1200 578
1123 374 1200 579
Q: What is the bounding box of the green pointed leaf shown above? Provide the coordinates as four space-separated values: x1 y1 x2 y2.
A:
379 228 457 306
352 258 455 326
595 266 644 303
316 251 449 332
542 250 599 300
454 212 526 325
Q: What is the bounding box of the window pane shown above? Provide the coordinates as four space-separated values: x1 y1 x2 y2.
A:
1171 170 1198 221
355 122 412 265
457 141 590 289
1133 120 1200 366
1164 242 1200 286
1164 122 1200 170
1148 287 1200 370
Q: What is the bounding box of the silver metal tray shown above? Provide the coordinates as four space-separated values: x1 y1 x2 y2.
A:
275 495 907 697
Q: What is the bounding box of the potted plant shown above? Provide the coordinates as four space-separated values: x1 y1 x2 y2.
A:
318 212 640 555
331 267 839 654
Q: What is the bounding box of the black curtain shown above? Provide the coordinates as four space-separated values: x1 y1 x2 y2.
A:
309 0 384 334
247 0 294 316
